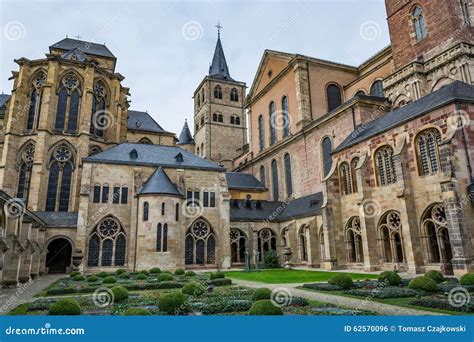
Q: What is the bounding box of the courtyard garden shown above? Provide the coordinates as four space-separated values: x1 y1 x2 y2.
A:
8 268 376 316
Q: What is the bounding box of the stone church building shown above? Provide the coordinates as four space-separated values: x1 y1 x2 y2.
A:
0 0 473 286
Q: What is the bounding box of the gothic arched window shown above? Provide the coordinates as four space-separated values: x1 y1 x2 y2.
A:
284 153 293 198
55 74 81 133
269 101 276 145
87 217 126 267
16 144 35 202
90 80 107 138
327 84 342 112
345 217 363 263
421 203 452 264
257 228 276 261
378 211 405 263
322 137 333 177
213 113 218 121
230 88 238 102
259 165 266 187
26 71 46 131
461 0 471 25
143 202 149 221
45 144 74 211
339 162 352 195
271 159 279 201
375 146 397 186
351 157 359 193
258 115 265 152
184 219 216 265
412 6 427 41
156 223 167 252
370 80 384 97
230 116 235 125
218 114 223 123
214 85 222 99
281 96 290 137
230 229 247 264
416 128 441 176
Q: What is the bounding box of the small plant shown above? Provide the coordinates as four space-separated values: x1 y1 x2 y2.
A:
48 298 81 315
210 271 225 280
159 292 187 315
210 278 232 286
248 300 283 315
136 274 147 280
69 271 80 278
174 268 185 275
408 276 437 292
328 274 353 290
73 275 85 281
139 270 149 275
262 250 280 269
115 269 126 275
425 270 444 283
123 308 151 316
111 286 128 302
158 274 174 282
102 276 117 284
460 272 474 285
87 275 99 283
182 282 205 296
378 271 401 286
185 271 196 277
119 272 130 279
252 288 272 301
98 271 109 278
149 267 161 274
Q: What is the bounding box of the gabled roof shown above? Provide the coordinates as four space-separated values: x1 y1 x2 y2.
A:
84 143 225 171
127 110 167 134
60 47 88 62
177 120 194 144
50 38 115 59
0 94 11 107
208 35 233 81
225 172 266 191
334 81 474 153
139 167 182 196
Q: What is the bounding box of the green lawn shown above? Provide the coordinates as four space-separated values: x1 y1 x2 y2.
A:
224 269 377 284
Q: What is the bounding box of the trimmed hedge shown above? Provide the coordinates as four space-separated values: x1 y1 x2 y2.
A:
46 281 183 295
73 275 86 281
344 287 425 299
289 296 309 307
174 269 185 275
149 268 161 274
460 273 474 286
302 283 343 291
136 274 147 280
408 276 437 292
248 300 283 315
409 296 474 313
425 270 444 283
252 288 272 301
119 272 130 279
328 274 353 290
158 274 174 282
102 276 117 284
87 275 99 283
210 271 225 280
210 278 232 286
123 308 152 316
139 270 149 275
185 271 196 277
111 285 128 302
98 271 109 278
159 292 187 315
69 271 80 278
182 282 205 296
115 269 126 275
48 298 81 315
378 271 401 286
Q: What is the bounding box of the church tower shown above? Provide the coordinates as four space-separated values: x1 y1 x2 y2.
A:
193 24 246 169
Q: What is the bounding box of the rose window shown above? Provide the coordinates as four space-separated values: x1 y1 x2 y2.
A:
62 75 78 89
54 146 72 162
98 218 119 237
191 220 209 238
432 204 447 225
388 212 401 229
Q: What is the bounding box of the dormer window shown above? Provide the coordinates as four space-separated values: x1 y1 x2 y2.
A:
135 120 142 128
255 200 262 210
130 149 138 159
175 153 184 163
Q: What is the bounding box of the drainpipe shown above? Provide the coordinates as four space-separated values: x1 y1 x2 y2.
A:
456 102 473 183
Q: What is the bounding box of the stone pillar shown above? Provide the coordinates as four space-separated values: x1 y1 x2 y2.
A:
1 214 24 287
293 60 312 129
18 218 33 283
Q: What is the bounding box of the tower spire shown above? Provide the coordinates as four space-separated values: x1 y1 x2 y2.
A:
208 21 232 80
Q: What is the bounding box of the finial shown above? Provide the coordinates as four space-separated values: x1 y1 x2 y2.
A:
215 21 223 38
74 35 82 40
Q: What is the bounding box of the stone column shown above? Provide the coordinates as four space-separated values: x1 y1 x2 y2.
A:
293 60 312 130
1 215 24 287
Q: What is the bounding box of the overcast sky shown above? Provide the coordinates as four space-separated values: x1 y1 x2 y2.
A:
1 0 390 135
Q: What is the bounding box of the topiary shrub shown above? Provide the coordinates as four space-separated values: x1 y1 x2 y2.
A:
425 270 444 283
460 273 474 286
102 276 117 284
185 271 196 277
252 288 272 301
328 274 353 290
262 250 280 269
87 275 99 283
136 274 147 280
378 271 402 286
98 271 109 278
149 267 161 274
408 276 437 292
174 268 185 275
182 282 205 296
158 274 174 282
115 269 126 275
210 271 225 280
139 270 149 275
248 300 283 315
69 271 80 278
111 285 128 302
119 272 130 279
154 281 183 289
73 275 85 281
123 308 151 316
159 292 187 315
210 278 232 286
48 298 81 315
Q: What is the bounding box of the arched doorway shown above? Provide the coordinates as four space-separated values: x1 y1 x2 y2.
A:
46 238 72 273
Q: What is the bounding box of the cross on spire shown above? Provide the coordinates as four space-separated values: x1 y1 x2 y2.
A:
215 21 223 38
74 35 82 40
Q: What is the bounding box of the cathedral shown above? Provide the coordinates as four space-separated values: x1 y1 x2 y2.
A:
0 0 473 287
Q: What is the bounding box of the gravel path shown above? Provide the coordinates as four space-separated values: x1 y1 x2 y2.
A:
231 279 443 316
0 274 63 315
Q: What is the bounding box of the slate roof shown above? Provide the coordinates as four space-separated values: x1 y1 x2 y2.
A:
177 120 194 144
230 192 323 222
32 211 77 228
139 167 182 196
0 94 10 118
127 110 167 134
83 143 225 171
335 81 474 153
225 172 266 191
60 47 88 62
50 38 115 59
208 36 233 81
